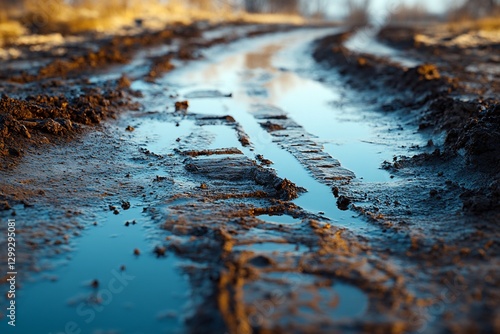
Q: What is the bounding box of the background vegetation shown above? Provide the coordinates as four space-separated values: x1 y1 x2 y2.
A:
0 0 499 44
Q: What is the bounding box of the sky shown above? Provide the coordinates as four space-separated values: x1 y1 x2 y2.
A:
370 0 451 14
327 0 453 19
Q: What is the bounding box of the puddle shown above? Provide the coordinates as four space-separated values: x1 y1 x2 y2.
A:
256 272 368 321
154 28 386 234
4 29 408 332
132 119 196 155
345 28 420 68
257 214 302 225
184 90 232 99
324 142 393 183
300 282 368 320
7 205 189 334
0 27 430 332
204 125 243 150
234 242 300 253
202 25 260 41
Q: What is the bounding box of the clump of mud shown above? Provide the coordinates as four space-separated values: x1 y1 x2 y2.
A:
444 99 500 166
313 29 499 214
0 23 300 167
7 29 180 83
313 32 455 96
0 78 140 161
146 55 175 82
312 27 500 333
184 156 305 201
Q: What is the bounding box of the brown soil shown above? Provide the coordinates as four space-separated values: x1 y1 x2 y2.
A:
312 26 500 333
0 22 498 334
0 79 140 163
0 23 295 167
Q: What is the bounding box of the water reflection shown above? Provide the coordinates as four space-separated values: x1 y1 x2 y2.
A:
244 44 281 69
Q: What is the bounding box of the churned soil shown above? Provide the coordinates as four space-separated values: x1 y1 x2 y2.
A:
312 26 499 333
0 21 498 333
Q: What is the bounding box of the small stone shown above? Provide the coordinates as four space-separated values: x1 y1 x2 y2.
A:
117 75 131 88
121 201 131 210
154 246 166 257
175 100 189 111
0 201 11 211
125 125 135 132
336 195 351 211
357 57 368 67
417 64 441 81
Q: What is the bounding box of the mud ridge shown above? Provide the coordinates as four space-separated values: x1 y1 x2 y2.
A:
312 28 500 333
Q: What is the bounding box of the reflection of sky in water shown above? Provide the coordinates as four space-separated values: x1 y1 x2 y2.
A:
344 28 419 68
7 206 189 334
165 29 391 234
233 242 300 253
262 272 369 321
328 0 449 18
258 214 302 225
133 119 196 154
174 29 394 183
4 28 415 333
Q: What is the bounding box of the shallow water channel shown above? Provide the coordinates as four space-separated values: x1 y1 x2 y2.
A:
4 27 421 333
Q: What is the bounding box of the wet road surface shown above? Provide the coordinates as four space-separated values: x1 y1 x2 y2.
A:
2 27 429 333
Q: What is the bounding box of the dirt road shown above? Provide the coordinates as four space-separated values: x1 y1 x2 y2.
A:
0 24 498 333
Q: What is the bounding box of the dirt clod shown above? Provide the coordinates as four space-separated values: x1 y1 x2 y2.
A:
336 195 351 210
175 101 189 111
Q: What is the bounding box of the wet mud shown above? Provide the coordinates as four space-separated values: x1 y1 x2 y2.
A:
0 23 498 334
313 26 499 333
0 22 294 165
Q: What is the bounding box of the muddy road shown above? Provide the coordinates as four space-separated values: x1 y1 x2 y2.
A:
0 24 498 333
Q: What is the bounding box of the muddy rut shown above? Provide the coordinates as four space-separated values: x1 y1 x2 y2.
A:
0 24 498 334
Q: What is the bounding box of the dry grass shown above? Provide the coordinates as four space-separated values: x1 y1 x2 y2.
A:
463 16 500 31
0 21 26 46
0 0 306 41
20 1 158 34
237 12 304 25
446 16 500 33
386 3 439 25
344 0 371 27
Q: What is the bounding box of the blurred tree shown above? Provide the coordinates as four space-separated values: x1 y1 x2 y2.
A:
244 0 303 14
188 0 214 11
455 0 500 18
2 0 19 7
0 0 17 22
1 0 22 20
345 0 371 26
387 3 437 24
270 0 300 14
244 0 266 13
